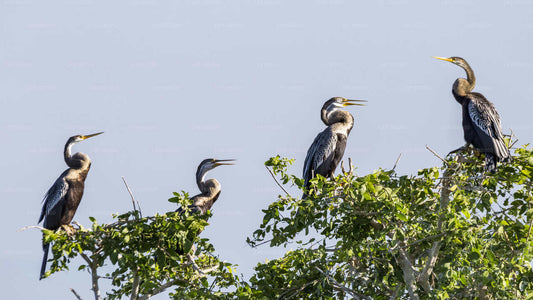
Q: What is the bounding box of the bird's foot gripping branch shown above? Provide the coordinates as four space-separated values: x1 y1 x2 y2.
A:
248 147 533 299
40 194 251 300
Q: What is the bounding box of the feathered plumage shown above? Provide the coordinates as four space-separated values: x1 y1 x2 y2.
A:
434 56 509 172
38 132 102 279
302 97 366 197
175 159 234 253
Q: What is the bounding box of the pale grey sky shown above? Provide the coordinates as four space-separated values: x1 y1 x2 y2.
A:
1 0 532 299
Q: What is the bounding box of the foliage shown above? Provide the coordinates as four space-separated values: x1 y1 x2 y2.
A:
41 146 533 299
42 191 251 300
248 146 533 299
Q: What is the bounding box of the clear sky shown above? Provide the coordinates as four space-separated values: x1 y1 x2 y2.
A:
1 0 532 299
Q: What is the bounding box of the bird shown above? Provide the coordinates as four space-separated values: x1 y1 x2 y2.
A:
177 158 235 215
434 56 510 172
175 159 234 254
302 97 366 198
38 132 103 280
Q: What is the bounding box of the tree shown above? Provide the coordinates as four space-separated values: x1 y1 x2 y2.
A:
248 145 533 299
39 144 533 299
40 190 252 300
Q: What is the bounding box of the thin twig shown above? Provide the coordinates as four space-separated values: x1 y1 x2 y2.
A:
277 279 319 300
73 221 85 230
265 165 290 196
392 153 402 171
425 145 448 166
18 225 47 232
314 266 365 299
70 288 83 300
250 238 273 248
187 254 204 275
122 177 142 218
138 278 188 300
510 128 519 148
348 157 353 175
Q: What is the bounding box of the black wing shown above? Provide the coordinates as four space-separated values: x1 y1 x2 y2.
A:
39 172 69 230
467 94 509 160
303 128 341 188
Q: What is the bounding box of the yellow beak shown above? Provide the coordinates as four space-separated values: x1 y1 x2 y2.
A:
433 56 453 62
81 132 104 140
343 99 367 106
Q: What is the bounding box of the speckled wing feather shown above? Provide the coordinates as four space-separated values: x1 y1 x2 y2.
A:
39 172 69 229
303 128 337 187
467 94 509 160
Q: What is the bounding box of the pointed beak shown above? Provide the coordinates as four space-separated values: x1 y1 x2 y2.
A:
214 159 236 166
81 132 104 140
433 56 453 62
343 99 367 106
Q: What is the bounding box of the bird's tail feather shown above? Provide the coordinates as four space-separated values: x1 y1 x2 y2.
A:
494 139 511 162
40 243 49 280
485 153 497 174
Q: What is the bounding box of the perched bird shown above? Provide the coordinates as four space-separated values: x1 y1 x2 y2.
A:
434 56 510 172
174 159 234 255
38 132 103 279
177 158 235 215
302 97 366 197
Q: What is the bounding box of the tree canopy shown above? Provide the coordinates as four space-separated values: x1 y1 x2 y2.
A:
40 144 533 299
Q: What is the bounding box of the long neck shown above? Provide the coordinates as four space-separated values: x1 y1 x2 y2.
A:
64 141 76 167
463 63 476 89
64 140 90 170
196 168 210 194
320 108 329 125
324 110 354 130
453 63 476 98
196 171 221 198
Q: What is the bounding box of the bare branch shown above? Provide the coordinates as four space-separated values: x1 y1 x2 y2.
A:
348 157 353 175
187 254 204 275
277 279 319 300
122 177 142 218
509 128 518 148
138 278 188 300
418 167 453 292
249 238 273 248
265 165 291 196
17 225 47 232
397 247 420 300
425 145 448 166
527 218 533 244
80 253 101 300
392 153 402 171
315 266 370 299
70 288 83 300
130 267 140 300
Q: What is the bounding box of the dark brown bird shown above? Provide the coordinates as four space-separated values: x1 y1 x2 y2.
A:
434 56 510 172
177 158 235 215
302 97 366 197
38 132 103 279
175 158 234 254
